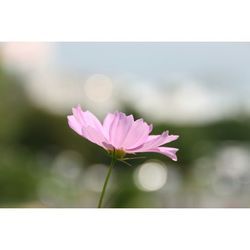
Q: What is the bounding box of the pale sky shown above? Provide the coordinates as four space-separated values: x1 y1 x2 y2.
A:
55 42 250 88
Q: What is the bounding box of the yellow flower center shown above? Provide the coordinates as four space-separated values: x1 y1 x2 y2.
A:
108 148 126 160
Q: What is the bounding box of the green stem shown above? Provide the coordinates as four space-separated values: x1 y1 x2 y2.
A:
97 154 116 208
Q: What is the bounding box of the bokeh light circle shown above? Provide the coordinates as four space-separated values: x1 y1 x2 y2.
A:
134 161 168 192
84 74 113 102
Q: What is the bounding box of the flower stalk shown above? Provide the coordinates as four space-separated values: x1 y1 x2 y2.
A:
97 153 116 208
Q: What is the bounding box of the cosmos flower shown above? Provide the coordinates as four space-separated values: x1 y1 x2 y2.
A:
67 105 179 161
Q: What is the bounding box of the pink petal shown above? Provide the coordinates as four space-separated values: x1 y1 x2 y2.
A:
67 115 83 135
103 112 153 150
151 147 179 161
108 112 134 148
72 105 103 131
128 147 179 161
103 112 116 140
82 126 108 149
122 119 152 149
142 132 179 150
68 105 108 150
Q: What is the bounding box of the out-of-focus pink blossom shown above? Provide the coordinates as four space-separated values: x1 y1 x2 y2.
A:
67 105 179 161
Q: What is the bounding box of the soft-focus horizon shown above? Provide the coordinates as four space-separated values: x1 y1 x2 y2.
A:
0 42 250 207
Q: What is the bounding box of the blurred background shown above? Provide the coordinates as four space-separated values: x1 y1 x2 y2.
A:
0 42 250 208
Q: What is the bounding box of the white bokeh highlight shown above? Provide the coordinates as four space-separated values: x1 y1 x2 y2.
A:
134 161 168 192
84 74 113 103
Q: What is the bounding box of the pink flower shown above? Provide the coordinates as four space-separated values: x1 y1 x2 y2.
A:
67 105 179 161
